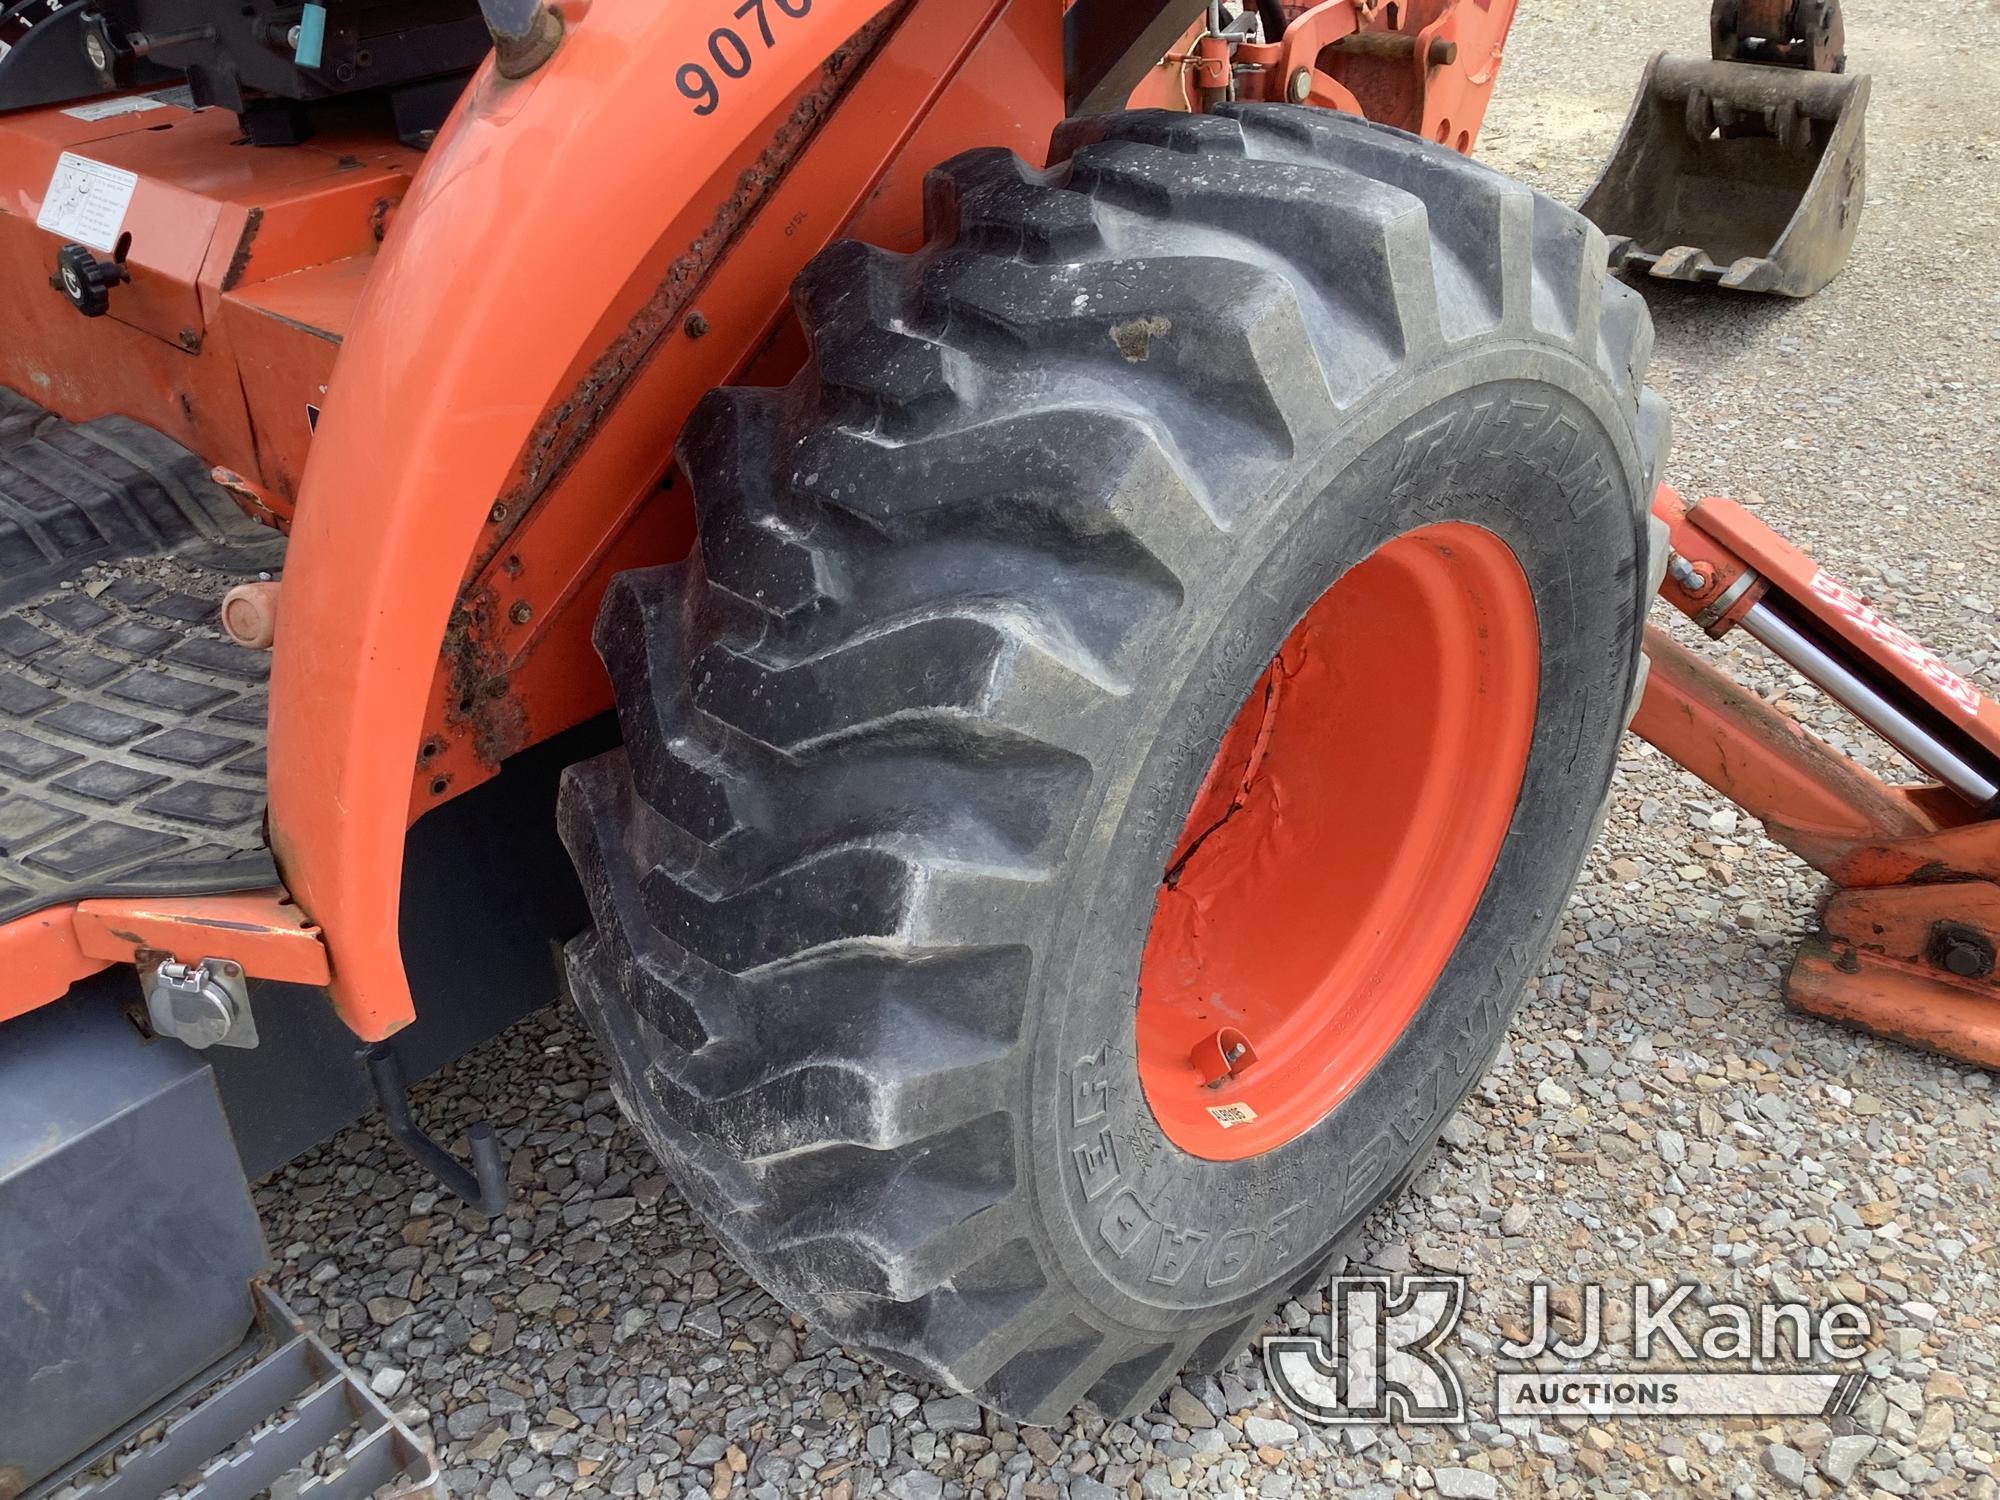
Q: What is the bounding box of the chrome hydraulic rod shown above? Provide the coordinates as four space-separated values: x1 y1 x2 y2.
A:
1741 600 2000 806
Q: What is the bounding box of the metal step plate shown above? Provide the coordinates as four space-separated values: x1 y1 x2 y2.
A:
0 394 285 923
33 1284 441 1500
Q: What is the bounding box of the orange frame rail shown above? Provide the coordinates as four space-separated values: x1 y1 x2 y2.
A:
0 888 328 1026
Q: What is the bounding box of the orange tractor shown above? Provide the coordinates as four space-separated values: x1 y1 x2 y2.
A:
0 0 1986 1491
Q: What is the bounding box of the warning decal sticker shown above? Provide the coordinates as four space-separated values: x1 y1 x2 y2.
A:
36 152 139 253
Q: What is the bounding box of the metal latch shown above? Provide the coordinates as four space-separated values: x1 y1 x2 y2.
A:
141 953 258 1050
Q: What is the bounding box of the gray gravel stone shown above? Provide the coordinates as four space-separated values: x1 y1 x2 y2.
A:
1433 1468 1499 1500
514 1283 559 1314
1765 1444 1809 1489
1242 1415 1298 1448
686 1434 727 1467
1167 1385 1216 1430
923 1394 981 1433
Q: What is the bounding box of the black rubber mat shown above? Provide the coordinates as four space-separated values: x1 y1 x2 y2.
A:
0 395 286 923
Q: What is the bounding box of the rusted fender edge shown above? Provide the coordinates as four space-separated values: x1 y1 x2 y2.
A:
265 0 925 1041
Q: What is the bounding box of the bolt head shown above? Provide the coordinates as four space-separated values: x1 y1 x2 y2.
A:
84 31 110 69
1943 940 1991 978
1288 67 1313 103
1929 922 1996 980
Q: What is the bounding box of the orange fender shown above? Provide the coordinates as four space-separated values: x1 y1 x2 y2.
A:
266 0 1057 1039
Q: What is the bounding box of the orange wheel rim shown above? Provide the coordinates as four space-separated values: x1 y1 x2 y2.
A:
1136 522 1540 1160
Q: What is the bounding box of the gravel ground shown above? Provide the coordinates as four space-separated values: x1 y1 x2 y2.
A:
257 4 2000 1496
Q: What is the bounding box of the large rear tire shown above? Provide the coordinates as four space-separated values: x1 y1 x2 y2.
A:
560 105 1667 1423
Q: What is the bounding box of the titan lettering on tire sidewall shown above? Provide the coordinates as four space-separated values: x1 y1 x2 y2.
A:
1032 352 1650 1326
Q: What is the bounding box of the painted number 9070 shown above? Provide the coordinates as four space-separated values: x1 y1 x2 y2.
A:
678 0 813 116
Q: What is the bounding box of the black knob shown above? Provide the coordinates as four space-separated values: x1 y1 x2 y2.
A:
78 10 139 89
52 243 129 318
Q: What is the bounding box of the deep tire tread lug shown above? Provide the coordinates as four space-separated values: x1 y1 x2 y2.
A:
564 103 1665 1424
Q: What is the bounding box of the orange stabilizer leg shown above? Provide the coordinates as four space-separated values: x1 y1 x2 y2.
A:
1638 486 2000 1067
1788 882 2000 1068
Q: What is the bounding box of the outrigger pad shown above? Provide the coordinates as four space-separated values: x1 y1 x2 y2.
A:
1580 53 1869 298
0 394 285 923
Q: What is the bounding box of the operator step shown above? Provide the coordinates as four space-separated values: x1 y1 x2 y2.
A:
0 393 283 922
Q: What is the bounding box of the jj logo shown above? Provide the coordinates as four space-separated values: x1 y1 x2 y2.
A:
1265 1275 1467 1425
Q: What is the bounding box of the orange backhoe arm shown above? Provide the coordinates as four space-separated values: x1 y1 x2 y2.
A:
1636 485 2000 1065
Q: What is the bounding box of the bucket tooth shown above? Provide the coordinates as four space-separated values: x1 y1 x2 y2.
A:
1650 244 1714 282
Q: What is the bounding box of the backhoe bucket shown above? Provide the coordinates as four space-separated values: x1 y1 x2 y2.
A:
1580 52 1868 297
